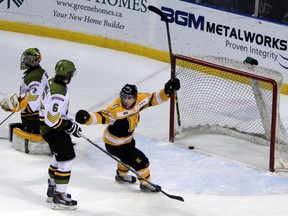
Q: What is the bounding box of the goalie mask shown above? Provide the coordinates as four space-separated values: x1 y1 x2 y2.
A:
120 84 138 109
55 59 76 84
20 48 41 70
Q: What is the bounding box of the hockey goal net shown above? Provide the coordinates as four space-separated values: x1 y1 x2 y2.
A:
169 54 288 172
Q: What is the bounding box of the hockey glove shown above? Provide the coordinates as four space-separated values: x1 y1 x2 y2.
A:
0 93 27 112
75 109 90 124
65 121 82 138
164 78 180 96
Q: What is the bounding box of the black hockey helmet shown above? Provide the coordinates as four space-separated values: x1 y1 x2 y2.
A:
120 84 138 98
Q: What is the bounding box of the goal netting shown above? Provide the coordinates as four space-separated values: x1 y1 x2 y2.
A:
169 54 288 172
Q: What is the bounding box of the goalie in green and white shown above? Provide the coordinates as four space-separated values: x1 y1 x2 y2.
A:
0 48 50 155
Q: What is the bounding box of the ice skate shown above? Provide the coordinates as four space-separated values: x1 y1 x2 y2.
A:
46 179 72 203
140 183 161 192
46 179 55 203
52 192 77 210
115 170 136 184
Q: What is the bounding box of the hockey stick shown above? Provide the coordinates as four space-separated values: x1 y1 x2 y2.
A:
80 133 184 202
148 5 181 127
0 112 14 126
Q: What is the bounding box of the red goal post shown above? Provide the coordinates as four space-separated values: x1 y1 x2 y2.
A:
169 54 288 172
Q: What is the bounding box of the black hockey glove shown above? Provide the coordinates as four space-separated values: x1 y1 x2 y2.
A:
164 78 180 96
65 121 82 138
75 109 90 124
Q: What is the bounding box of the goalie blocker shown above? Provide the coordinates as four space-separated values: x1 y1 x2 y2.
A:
9 123 51 155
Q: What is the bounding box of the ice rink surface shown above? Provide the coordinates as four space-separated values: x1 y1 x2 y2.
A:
1 30 288 215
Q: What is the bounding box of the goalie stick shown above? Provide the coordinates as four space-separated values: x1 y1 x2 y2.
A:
0 112 14 126
80 133 184 202
148 5 181 128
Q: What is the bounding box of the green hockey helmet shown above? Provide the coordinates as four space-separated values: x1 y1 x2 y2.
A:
55 59 76 84
20 48 41 70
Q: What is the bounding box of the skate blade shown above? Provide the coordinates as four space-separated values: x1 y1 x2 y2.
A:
51 203 77 210
140 186 160 193
140 188 156 192
115 176 136 184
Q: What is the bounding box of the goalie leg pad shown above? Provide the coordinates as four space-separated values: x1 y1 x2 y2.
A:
11 127 52 155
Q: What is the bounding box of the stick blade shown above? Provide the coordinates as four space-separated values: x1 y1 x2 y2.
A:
160 190 185 202
148 5 167 21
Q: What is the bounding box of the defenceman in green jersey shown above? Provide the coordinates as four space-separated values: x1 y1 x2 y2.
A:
0 48 48 134
39 59 81 210
76 78 180 192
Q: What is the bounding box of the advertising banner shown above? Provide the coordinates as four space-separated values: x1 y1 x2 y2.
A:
162 1 288 83
0 0 150 45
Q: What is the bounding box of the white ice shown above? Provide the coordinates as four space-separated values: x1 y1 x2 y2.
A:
0 30 288 216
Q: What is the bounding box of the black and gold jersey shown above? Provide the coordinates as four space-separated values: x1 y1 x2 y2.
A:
87 88 169 146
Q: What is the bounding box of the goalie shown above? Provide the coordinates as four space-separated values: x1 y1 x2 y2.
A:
1 47 48 134
75 79 180 192
0 48 50 155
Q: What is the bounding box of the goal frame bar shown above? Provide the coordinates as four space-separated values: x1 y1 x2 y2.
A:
169 54 278 172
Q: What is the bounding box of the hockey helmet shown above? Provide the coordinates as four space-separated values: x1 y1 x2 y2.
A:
120 84 138 98
55 59 76 83
20 48 41 70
